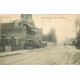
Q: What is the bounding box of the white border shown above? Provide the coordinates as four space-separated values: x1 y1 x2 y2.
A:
0 0 80 80
0 65 80 80
0 0 80 14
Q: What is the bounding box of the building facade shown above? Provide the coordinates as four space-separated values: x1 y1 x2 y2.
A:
20 20 42 49
0 15 42 52
0 22 23 51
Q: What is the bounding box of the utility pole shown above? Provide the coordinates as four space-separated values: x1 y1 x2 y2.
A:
75 18 80 38
0 16 2 38
76 19 78 39
41 17 52 44
41 17 44 42
0 17 1 36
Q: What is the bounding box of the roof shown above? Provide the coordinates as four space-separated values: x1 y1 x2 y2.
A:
19 20 42 31
1 23 15 30
1 22 22 30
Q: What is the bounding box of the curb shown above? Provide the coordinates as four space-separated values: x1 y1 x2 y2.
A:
0 46 54 57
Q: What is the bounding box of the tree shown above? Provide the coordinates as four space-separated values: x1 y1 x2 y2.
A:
43 28 57 43
47 28 57 43
43 34 47 41
21 14 32 20
21 14 35 26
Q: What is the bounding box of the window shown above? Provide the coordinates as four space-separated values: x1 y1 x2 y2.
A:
37 31 39 37
0 39 1 46
16 39 20 46
29 40 31 43
40 32 41 38
9 39 12 45
5 39 8 46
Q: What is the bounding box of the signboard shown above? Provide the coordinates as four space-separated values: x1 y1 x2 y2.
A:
5 46 12 51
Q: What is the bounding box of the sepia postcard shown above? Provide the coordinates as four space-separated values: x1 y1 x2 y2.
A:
0 14 80 65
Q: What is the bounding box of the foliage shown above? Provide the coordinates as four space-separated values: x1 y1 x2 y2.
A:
21 14 32 20
43 28 57 43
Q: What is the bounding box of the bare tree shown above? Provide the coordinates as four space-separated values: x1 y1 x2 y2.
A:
43 28 57 43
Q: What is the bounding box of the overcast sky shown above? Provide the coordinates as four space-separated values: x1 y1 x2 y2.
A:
0 14 80 43
32 14 80 42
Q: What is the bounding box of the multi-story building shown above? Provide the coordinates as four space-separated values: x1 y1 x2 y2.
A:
0 14 42 52
20 14 42 48
19 20 42 49
0 22 23 51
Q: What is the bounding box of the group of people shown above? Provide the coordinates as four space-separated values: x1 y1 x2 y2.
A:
24 43 42 49
24 41 47 49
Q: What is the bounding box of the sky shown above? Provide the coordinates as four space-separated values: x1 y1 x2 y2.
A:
0 14 80 43
32 14 80 43
0 14 20 22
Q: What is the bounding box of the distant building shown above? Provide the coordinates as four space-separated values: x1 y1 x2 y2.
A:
0 14 42 52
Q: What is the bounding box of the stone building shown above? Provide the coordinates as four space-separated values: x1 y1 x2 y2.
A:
0 14 42 52
0 22 23 51
19 20 42 49
20 14 42 48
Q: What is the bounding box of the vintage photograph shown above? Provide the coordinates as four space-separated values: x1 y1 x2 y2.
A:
0 14 80 65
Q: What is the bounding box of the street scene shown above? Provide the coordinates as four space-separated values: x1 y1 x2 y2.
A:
0 45 80 65
0 14 80 65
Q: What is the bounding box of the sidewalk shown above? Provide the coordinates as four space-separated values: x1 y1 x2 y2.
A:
0 46 54 57
0 49 32 57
